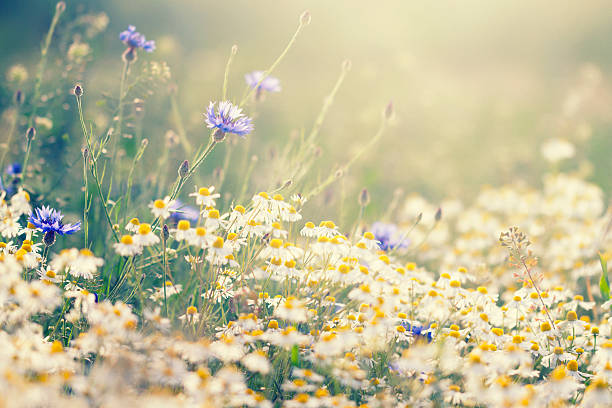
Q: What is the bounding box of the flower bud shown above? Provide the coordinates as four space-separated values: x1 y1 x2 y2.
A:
73 84 83 97
178 160 189 178
122 47 137 63
435 207 442 222
162 224 170 241
26 127 36 143
342 59 352 72
300 11 311 26
384 101 394 120
212 128 226 142
56 1 66 14
359 188 370 207
43 230 56 247
133 98 145 117
13 90 24 105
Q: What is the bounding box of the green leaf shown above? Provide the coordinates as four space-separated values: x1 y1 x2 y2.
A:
290 345 299 366
599 253 610 300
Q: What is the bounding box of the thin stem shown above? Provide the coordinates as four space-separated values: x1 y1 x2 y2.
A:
75 94 119 242
170 94 192 156
238 18 308 108
28 3 64 129
222 45 238 101
162 235 169 317
0 106 19 171
305 117 387 200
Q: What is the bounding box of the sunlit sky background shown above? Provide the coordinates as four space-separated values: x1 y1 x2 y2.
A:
2 1 611 216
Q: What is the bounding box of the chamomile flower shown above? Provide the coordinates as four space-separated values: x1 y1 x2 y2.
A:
190 186 220 207
172 220 193 241
114 234 142 256
125 217 140 232
186 227 212 248
69 249 104 280
133 223 159 246
149 196 175 219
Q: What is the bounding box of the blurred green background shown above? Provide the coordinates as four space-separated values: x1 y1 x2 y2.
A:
2 0 611 220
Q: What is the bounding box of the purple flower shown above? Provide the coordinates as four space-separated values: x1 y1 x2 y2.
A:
245 71 281 93
205 101 254 138
119 25 155 52
168 199 199 223
5 163 22 176
371 222 409 251
400 321 434 342
29 206 81 236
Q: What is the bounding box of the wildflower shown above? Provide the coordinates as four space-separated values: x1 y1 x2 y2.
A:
133 223 159 247
168 199 199 223
241 350 271 374
5 163 22 176
119 25 155 52
541 138 575 162
190 186 220 207
125 217 140 232
29 206 81 240
148 196 175 219
371 221 409 251
205 101 254 140
245 70 281 99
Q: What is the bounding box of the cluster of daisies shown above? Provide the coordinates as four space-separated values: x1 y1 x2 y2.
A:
0 162 611 407
0 8 611 407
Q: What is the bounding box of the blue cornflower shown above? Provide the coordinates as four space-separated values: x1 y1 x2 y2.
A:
5 163 22 176
205 101 254 139
168 199 199 224
400 321 434 342
245 71 281 93
371 222 409 251
29 206 81 236
119 25 155 52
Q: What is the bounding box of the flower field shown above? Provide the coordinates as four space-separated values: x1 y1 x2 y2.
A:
1 2 611 407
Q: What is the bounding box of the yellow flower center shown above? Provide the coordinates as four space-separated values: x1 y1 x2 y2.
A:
120 235 134 245
138 223 152 235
